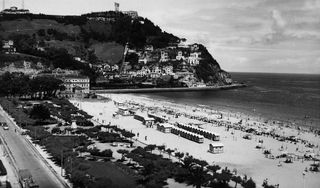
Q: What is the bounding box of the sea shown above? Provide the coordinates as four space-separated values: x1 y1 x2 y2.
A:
136 72 320 129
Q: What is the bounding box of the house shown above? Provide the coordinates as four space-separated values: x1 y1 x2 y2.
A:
178 41 189 48
23 61 32 69
188 52 201 66
144 45 154 52
163 66 173 75
36 62 44 69
160 51 169 62
157 123 174 133
2 40 16 54
176 51 185 60
138 66 151 76
190 44 199 52
208 143 224 154
128 71 137 77
111 64 119 72
138 57 148 64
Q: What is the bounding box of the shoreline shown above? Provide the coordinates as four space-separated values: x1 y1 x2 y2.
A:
92 83 246 94
71 94 320 188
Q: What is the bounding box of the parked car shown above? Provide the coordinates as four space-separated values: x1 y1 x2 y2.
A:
3 125 9 130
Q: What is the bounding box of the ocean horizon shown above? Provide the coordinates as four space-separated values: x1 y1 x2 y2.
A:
136 72 320 129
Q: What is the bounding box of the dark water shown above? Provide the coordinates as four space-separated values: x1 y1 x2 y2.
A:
136 72 320 128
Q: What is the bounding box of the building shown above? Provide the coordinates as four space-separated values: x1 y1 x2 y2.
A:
176 51 185 61
208 143 224 154
138 57 148 64
23 61 32 69
118 107 130 116
122 11 139 19
188 52 201 66
134 113 155 127
163 66 173 75
2 40 16 54
61 75 90 98
111 64 119 72
1 6 30 14
157 123 174 133
160 51 169 62
144 45 154 52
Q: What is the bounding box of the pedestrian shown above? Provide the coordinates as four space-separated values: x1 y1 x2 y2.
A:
145 136 147 141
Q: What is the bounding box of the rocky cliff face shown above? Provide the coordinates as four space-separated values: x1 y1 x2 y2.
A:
195 44 232 85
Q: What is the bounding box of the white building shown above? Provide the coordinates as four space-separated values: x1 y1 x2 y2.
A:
188 52 201 66
122 11 139 19
2 40 16 54
176 51 185 61
160 51 169 62
163 66 173 75
62 75 90 97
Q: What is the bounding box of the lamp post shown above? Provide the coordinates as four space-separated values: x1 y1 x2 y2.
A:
302 171 306 188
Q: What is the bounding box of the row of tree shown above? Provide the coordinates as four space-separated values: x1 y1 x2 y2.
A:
0 72 64 99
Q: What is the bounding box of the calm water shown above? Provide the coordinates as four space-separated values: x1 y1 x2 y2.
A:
137 72 320 128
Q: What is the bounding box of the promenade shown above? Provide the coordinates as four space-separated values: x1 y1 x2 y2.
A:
0 106 67 188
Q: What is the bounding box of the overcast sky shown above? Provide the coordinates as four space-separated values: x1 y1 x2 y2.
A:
6 0 320 74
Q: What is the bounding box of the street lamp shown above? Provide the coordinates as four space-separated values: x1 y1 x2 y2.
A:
302 171 306 188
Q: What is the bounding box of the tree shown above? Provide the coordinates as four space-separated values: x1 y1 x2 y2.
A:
29 104 51 120
145 144 156 153
242 177 256 188
117 149 129 159
175 152 184 162
37 29 46 37
157 145 166 155
165 148 174 158
232 176 242 188
188 164 210 188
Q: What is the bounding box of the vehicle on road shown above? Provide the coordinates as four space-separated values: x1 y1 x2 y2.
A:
3 125 9 130
18 169 39 188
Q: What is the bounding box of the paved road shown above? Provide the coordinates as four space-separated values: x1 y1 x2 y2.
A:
0 110 66 188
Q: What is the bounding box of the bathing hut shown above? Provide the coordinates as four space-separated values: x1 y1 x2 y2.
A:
176 123 220 141
171 127 204 143
157 123 174 133
208 143 224 154
118 107 130 116
134 113 155 127
148 113 169 123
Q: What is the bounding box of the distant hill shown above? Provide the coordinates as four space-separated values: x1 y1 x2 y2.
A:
0 11 232 85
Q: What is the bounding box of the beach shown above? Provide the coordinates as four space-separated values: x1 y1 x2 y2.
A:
71 93 320 188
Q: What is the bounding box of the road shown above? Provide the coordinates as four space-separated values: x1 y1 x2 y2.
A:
0 108 66 188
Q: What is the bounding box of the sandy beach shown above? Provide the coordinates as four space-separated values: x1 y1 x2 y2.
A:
70 94 320 188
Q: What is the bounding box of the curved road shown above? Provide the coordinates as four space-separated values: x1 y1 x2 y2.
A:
0 109 66 188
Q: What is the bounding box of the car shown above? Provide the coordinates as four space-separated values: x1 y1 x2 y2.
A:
3 126 9 130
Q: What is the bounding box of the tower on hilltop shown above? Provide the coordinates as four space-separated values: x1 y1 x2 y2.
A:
114 2 119 12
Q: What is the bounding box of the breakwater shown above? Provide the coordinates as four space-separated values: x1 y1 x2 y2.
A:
92 84 246 94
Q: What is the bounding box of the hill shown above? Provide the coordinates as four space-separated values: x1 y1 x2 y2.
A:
0 11 232 85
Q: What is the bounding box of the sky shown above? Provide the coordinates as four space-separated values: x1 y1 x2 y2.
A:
5 0 320 74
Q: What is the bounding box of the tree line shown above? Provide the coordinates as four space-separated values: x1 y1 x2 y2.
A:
0 72 65 99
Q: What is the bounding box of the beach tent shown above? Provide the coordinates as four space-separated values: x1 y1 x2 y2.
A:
157 123 174 133
208 143 224 154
